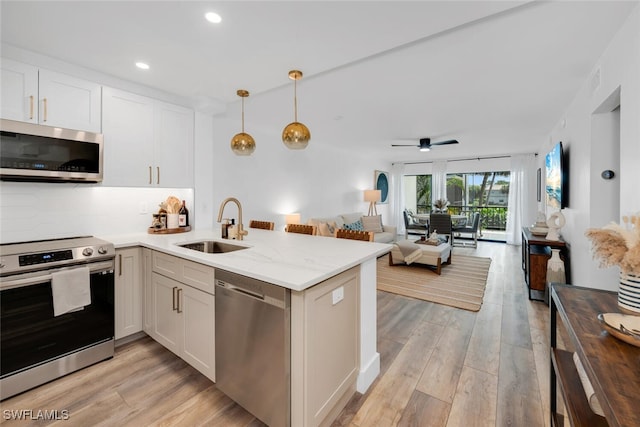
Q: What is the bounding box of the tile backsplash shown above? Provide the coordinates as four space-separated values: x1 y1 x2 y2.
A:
0 182 193 243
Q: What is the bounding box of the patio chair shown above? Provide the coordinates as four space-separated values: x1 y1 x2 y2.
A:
452 212 481 248
429 213 453 246
403 209 428 239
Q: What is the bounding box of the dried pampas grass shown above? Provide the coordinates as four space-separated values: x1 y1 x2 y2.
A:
586 213 640 275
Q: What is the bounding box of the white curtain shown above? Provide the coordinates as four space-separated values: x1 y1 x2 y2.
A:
432 160 448 203
506 153 537 244
391 162 405 236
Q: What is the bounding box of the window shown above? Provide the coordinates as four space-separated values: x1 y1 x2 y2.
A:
403 175 432 214
403 171 510 242
446 171 510 232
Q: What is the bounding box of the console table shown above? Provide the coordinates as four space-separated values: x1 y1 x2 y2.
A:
550 284 640 427
521 227 570 301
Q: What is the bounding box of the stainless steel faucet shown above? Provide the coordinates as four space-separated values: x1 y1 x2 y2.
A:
217 197 248 240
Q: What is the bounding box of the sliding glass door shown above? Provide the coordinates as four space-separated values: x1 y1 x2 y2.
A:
403 171 510 242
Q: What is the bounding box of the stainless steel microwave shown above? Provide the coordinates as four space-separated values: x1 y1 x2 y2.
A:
0 119 103 183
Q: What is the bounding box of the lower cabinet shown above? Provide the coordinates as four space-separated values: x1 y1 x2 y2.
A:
291 267 359 427
115 247 142 340
145 251 215 382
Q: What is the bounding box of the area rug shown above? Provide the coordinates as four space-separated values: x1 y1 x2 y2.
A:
377 255 492 312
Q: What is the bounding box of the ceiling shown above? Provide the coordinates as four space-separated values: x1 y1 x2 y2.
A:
1 1 637 163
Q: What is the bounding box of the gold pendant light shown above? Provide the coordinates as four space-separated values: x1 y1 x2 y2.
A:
282 70 310 149
231 89 255 156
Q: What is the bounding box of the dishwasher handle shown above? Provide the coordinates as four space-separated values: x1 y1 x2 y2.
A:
216 280 264 300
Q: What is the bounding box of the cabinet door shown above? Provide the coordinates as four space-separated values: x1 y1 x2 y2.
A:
38 69 101 132
151 272 180 354
154 101 194 188
142 248 154 333
115 248 142 340
180 285 215 381
0 58 38 123
102 87 155 186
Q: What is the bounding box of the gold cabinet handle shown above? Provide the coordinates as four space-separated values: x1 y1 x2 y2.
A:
156 166 160 185
43 98 47 122
177 288 183 313
29 95 34 120
172 286 178 311
149 166 152 185
118 254 122 276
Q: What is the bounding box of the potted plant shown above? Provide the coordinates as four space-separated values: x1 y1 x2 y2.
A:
586 214 640 313
433 199 450 213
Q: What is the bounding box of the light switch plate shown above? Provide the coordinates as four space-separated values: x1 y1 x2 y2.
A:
332 286 344 305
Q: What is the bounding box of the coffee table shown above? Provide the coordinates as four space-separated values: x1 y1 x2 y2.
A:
389 239 452 275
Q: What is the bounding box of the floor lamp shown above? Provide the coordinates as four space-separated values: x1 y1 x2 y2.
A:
364 190 381 216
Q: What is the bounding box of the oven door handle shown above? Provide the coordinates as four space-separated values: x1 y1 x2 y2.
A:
0 261 114 291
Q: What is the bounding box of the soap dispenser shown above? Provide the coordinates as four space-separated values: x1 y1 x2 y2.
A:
221 218 231 239
228 219 237 240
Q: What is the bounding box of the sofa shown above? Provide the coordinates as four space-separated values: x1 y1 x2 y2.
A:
307 212 396 243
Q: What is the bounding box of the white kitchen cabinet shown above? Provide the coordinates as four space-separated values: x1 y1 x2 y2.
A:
0 59 38 123
146 251 215 382
115 247 143 340
0 58 101 132
151 272 180 353
102 87 194 188
142 248 154 333
291 267 359 427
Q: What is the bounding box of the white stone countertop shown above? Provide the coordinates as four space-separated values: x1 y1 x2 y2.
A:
98 228 392 292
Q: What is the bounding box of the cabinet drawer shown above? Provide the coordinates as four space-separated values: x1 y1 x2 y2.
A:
152 251 215 294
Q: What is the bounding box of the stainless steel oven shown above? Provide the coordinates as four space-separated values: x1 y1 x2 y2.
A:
0 236 115 400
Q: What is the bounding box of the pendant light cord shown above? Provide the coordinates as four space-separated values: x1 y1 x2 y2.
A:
294 78 298 122
241 97 245 132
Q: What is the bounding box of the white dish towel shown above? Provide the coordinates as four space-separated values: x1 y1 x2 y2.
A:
51 266 91 317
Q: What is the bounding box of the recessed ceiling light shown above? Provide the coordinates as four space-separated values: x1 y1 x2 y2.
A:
136 62 150 70
205 12 222 23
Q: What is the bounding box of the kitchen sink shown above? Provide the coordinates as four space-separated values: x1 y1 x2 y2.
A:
177 241 248 254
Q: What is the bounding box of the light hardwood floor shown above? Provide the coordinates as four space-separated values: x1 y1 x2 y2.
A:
1 241 552 427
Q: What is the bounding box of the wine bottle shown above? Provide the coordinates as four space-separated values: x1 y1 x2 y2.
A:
178 200 189 227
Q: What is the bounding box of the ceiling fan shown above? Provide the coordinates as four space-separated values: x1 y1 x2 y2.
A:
391 138 459 152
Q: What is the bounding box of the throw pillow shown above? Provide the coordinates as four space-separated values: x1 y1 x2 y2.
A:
317 221 337 237
361 215 383 233
343 220 364 231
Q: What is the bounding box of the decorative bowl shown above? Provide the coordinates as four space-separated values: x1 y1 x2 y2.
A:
597 312 640 348
529 226 549 236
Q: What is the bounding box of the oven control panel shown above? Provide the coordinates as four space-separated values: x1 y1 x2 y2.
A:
0 237 115 276
19 250 73 266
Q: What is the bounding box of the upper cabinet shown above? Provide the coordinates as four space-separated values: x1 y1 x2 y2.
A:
102 87 194 188
1 58 102 133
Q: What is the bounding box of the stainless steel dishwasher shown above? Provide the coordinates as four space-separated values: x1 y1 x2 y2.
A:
215 269 291 427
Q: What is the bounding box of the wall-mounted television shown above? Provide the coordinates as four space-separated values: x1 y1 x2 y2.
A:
545 141 567 209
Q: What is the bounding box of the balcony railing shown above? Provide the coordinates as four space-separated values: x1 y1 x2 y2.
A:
415 204 508 230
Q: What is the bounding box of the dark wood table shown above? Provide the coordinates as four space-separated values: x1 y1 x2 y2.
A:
550 284 640 427
522 227 570 301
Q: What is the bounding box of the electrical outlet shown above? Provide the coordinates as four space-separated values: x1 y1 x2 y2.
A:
332 286 344 305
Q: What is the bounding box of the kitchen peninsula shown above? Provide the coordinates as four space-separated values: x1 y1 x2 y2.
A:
102 228 391 427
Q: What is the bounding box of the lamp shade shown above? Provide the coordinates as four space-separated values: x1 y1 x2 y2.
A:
364 190 381 203
285 213 301 225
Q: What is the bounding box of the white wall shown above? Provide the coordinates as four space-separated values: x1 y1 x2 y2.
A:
208 116 392 231
0 182 193 243
542 5 639 290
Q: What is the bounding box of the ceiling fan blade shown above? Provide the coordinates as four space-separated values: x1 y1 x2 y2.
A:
430 139 459 146
391 144 419 147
